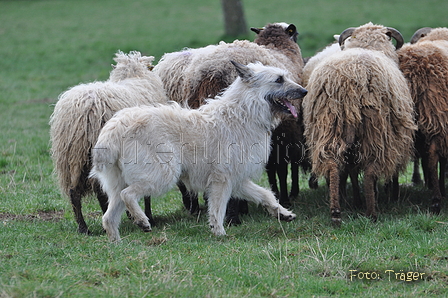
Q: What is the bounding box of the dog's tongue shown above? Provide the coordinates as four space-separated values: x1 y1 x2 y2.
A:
282 99 298 118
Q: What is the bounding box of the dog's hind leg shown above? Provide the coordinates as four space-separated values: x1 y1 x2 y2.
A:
207 181 233 236
240 180 296 222
102 192 126 243
121 183 152 233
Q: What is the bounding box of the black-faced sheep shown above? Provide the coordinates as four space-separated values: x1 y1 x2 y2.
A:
49 51 168 234
303 22 417 224
398 27 448 213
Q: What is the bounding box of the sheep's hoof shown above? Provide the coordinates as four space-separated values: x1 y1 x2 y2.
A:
308 177 319 189
78 226 92 235
331 208 341 227
226 215 242 226
430 201 441 215
331 217 342 227
411 173 422 186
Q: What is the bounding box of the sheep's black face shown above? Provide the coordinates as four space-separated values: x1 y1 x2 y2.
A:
265 86 307 118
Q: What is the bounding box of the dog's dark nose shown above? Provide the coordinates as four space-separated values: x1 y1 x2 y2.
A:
301 88 308 97
293 87 307 99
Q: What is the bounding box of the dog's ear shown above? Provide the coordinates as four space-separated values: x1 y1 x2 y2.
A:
231 60 254 83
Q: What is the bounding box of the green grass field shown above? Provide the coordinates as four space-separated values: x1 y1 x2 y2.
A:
1 0 448 297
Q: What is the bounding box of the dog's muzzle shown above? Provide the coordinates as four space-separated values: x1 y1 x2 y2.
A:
267 87 308 118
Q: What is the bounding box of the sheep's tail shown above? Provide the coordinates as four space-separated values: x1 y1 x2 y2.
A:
49 87 115 197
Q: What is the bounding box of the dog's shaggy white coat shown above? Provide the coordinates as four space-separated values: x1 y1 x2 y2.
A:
90 62 306 242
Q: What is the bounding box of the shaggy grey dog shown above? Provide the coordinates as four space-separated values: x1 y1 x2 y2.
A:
90 61 307 242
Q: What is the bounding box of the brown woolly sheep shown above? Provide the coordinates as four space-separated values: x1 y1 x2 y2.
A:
49 51 168 234
302 35 364 207
182 23 303 108
303 22 417 224
398 27 448 213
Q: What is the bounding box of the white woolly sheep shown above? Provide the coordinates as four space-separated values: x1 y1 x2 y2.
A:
90 61 306 242
153 44 219 104
49 51 168 234
303 22 417 224
398 27 448 214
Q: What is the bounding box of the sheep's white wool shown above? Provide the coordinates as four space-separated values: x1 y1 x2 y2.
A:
49 50 168 234
302 37 341 86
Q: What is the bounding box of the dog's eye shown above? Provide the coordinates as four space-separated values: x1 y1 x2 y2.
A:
275 76 284 84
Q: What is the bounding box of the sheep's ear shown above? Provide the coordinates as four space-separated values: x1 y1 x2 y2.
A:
231 60 254 83
285 24 298 42
250 27 262 35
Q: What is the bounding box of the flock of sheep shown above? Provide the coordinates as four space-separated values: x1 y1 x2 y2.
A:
49 21 448 241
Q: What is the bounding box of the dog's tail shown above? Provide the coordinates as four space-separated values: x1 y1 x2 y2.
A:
89 118 124 193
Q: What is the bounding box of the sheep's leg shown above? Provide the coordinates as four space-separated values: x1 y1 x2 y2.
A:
143 196 155 226
69 188 90 234
120 183 151 233
93 181 109 213
364 166 377 221
350 167 362 209
308 172 319 189
239 180 296 222
439 157 446 197
339 167 349 203
102 192 126 243
289 161 299 200
207 181 233 236
412 157 423 185
266 158 280 198
391 175 399 202
177 181 199 214
428 142 442 214
225 197 241 225
421 149 430 188
328 161 341 226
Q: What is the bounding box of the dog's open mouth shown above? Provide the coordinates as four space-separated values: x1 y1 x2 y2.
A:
267 88 307 119
275 98 298 118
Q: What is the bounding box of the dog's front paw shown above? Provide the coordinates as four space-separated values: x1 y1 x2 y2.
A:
279 211 296 222
210 224 227 236
134 219 152 232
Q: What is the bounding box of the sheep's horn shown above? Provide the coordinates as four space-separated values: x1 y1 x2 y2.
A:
410 27 433 44
338 27 356 46
251 27 263 34
386 27 404 49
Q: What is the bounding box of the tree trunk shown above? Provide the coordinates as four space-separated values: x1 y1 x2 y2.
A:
221 0 248 37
